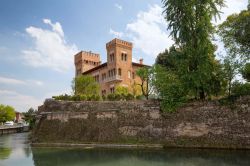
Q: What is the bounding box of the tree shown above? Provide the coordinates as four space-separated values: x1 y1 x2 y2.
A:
72 75 100 95
22 107 37 129
136 67 154 100
218 9 250 60
241 63 250 82
155 45 183 71
0 104 15 123
115 86 129 95
222 54 241 96
162 0 225 100
218 3 250 95
153 65 187 112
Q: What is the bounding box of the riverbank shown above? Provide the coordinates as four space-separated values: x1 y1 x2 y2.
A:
32 96 250 149
3 133 250 166
31 142 250 150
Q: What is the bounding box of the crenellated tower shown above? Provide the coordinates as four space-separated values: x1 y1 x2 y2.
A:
74 51 101 76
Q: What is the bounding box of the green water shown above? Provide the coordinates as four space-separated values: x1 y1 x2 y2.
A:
0 133 250 166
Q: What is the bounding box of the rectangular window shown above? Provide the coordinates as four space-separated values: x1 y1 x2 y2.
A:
118 68 122 76
110 87 115 93
128 70 131 79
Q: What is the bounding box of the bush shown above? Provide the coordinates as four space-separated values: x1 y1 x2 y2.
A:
53 94 101 101
71 95 80 101
80 95 87 101
135 95 144 100
102 95 106 101
52 94 71 101
232 82 250 96
125 93 134 100
106 93 135 101
107 94 116 101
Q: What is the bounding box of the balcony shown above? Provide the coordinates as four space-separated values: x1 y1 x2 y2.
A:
105 75 123 83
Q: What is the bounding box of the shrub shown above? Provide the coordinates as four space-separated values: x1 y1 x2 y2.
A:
52 94 71 101
80 95 87 101
102 95 106 101
107 94 116 101
53 94 101 101
232 82 250 96
71 95 80 101
125 93 134 100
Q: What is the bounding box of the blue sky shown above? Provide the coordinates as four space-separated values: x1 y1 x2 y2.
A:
0 0 248 112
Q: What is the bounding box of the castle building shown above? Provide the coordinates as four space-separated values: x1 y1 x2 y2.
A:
74 38 149 95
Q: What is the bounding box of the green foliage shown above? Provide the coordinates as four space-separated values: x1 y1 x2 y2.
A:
231 82 250 96
136 67 154 100
155 46 182 71
52 94 101 101
72 75 100 96
0 148 12 160
153 65 187 112
162 0 225 100
222 55 241 96
52 94 72 100
218 9 250 60
241 63 250 82
0 104 15 123
115 86 129 95
22 108 37 129
106 93 134 101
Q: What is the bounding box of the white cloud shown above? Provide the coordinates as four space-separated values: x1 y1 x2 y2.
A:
109 28 124 38
22 19 78 72
126 4 174 57
0 90 42 112
43 18 64 37
0 76 26 85
0 76 43 86
115 3 123 10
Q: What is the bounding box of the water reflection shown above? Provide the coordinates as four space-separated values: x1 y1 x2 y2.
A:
0 148 11 160
0 133 250 166
31 148 250 166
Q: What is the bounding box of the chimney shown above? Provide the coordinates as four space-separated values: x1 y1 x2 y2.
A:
139 58 143 64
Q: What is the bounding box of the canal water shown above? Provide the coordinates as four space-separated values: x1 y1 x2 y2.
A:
0 133 250 166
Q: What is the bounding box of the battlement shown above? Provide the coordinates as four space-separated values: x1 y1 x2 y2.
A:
106 38 133 49
74 51 101 76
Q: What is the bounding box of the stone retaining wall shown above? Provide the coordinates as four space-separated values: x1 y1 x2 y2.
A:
33 97 250 149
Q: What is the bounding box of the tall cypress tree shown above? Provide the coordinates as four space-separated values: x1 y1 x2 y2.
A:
162 0 224 99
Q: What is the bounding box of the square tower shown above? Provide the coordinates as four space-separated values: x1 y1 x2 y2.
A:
74 51 101 76
106 39 133 82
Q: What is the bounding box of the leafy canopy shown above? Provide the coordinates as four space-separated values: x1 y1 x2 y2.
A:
72 75 100 96
0 104 15 123
162 0 224 99
136 67 154 100
218 9 250 60
241 63 250 82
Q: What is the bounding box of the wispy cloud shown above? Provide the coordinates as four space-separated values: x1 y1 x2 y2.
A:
0 76 43 86
109 28 124 38
0 90 42 112
0 76 26 85
22 19 78 72
114 3 123 10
